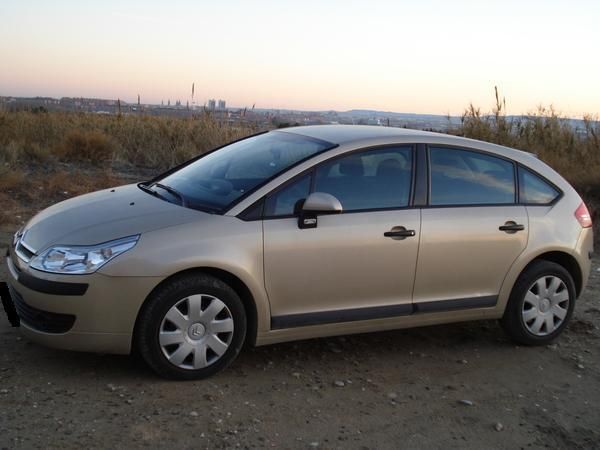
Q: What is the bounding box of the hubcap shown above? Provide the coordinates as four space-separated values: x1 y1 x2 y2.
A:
159 294 234 370
522 275 569 337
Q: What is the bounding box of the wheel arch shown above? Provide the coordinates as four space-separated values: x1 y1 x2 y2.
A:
132 267 260 353
521 251 583 297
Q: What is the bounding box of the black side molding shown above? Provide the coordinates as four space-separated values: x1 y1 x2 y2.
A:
18 272 88 296
413 295 498 313
271 303 413 330
271 296 498 329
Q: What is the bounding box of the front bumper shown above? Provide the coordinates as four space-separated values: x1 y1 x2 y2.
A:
9 284 75 332
4 251 163 355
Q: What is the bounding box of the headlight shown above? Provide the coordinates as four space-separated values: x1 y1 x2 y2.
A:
30 235 140 274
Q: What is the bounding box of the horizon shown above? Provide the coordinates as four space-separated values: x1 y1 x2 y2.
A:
2 93 597 123
1 0 599 118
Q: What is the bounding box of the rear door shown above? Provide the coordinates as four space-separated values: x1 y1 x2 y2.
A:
263 145 421 327
412 146 528 311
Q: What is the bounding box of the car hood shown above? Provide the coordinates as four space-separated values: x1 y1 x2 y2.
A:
21 184 207 252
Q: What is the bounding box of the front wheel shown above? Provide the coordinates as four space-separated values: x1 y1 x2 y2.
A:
501 260 575 345
136 273 247 380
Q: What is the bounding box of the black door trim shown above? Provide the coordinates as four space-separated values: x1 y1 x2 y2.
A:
413 143 428 206
271 303 413 330
413 295 498 313
271 295 498 329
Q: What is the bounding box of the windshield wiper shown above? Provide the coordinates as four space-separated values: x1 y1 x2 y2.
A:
139 182 219 213
152 183 187 207
138 182 161 198
138 182 184 206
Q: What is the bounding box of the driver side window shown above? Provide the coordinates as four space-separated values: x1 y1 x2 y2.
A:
264 174 311 217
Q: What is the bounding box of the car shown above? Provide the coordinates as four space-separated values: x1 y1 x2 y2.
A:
3 125 594 380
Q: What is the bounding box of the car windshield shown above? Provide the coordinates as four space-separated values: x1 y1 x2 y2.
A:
145 131 335 213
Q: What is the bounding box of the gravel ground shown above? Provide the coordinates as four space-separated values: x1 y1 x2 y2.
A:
1 232 599 449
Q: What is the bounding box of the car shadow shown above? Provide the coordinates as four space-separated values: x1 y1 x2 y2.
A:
0 317 507 382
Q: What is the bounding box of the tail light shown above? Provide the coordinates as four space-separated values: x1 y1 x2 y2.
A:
575 202 592 228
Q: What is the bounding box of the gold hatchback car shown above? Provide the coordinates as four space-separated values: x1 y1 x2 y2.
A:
3 125 594 379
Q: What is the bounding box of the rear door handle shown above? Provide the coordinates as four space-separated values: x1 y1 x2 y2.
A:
384 227 416 239
499 222 525 233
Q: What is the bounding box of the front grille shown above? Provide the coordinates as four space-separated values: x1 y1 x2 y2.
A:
8 247 22 276
15 240 35 263
9 286 76 334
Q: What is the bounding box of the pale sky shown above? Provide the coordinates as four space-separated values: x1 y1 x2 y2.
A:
1 0 599 116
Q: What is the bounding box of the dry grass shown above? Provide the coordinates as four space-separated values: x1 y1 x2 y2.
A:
55 131 114 166
0 98 598 240
0 110 258 170
0 167 124 228
0 169 26 191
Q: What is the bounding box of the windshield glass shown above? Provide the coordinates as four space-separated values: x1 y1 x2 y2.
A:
153 131 335 212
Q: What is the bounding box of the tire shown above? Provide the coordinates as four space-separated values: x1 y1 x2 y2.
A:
501 260 576 346
136 273 247 380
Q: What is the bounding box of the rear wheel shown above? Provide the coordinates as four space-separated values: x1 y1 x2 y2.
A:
136 273 246 380
501 260 575 345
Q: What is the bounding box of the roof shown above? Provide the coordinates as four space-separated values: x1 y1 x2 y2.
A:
278 124 536 160
280 124 433 145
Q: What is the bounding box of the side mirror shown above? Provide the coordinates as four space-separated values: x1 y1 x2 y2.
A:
298 192 343 229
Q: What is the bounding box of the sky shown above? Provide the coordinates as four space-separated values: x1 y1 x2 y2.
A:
1 0 599 116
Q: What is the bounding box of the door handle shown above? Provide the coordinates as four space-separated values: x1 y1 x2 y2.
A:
384 228 416 238
499 222 525 233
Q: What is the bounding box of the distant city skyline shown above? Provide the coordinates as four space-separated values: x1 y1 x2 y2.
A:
1 0 599 117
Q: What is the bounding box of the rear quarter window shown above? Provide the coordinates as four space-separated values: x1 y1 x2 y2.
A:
518 166 560 204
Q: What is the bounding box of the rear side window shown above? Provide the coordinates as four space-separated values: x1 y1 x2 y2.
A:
314 147 413 211
518 166 560 204
429 147 515 205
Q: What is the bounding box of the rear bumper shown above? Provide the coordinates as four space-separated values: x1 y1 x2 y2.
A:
5 253 163 355
575 227 594 295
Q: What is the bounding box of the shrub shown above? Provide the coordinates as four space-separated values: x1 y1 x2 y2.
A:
56 130 114 165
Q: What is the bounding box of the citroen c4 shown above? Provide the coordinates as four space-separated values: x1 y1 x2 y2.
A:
3 125 593 379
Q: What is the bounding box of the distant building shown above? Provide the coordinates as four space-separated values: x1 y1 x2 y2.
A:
217 99 226 110
207 99 216 110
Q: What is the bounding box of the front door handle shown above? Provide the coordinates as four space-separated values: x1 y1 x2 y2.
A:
499 222 525 233
384 227 416 239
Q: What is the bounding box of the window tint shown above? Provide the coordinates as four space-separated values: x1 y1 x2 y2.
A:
265 174 311 217
518 166 559 204
430 147 515 205
314 147 413 211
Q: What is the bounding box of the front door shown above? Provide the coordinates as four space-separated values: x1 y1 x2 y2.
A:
263 145 420 328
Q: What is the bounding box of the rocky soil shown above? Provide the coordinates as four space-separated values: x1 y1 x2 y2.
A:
1 233 599 449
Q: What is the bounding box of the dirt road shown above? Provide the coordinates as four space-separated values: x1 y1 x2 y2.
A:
1 233 599 449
